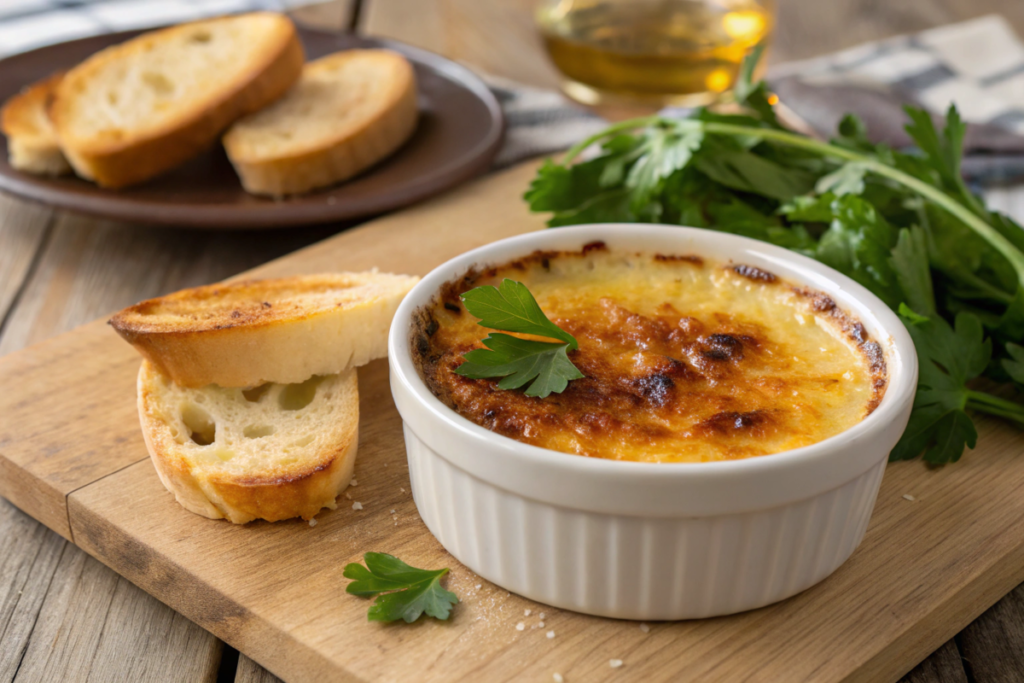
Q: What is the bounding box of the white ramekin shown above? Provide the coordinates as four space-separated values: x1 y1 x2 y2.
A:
388 224 917 620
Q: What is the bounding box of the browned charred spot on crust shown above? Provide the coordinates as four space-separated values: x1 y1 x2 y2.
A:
415 334 430 358
862 341 885 374
654 254 703 265
262 301 272 308
808 293 836 312
697 410 770 435
582 241 607 255
632 374 674 406
231 310 242 319
541 257 551 270
443 302 461 314
425 318 439 337
731 264 777 283
699 333 745 361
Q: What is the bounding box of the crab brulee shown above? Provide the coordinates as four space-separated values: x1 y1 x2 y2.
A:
413 242 887 463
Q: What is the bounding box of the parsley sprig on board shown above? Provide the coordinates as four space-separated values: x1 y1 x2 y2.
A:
454 279 584 398
524 45 1024 464
344 552 458 623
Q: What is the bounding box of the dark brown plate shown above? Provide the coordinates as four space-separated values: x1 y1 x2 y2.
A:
0 27 504 229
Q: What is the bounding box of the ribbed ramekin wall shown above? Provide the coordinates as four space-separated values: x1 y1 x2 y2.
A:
405 424 885 620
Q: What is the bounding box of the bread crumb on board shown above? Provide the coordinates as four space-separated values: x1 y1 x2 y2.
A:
903 494 916 501
553 674 565 683
308 518 317 527
352 502 363 511
516 622 525 631
639 623 650 633
546 630 555 639
610 659 624 668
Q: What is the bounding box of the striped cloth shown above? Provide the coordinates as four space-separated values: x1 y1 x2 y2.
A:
772 15 1024 136
1 3 1023 183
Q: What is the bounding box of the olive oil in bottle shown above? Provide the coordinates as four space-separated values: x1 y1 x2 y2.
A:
536 0 774 106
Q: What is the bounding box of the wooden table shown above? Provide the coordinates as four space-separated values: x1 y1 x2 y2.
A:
1 1 1023 681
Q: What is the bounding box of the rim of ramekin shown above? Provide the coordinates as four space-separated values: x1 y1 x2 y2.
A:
388 224 917 488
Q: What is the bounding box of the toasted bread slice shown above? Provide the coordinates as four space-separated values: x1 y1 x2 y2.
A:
51 12 304 189
138 360 358 523
110 271 419 388
223 49 418 196
1 72 71 176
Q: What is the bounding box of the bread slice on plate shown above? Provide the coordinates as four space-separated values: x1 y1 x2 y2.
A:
223 49 418 196
1 72 71 176
110 271 419 388
138 360 359 524
50 12 304 189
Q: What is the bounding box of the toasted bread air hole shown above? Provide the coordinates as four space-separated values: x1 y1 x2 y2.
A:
141 72 174 96
291 435 315 448
242 384 271 402
243 425 275 439
188 30 212 44
181 403 217 446
278 376 327 411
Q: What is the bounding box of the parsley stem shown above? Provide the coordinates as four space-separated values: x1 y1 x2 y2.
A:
561 117 1024 293
965 390 1024 424
693 121 1024 288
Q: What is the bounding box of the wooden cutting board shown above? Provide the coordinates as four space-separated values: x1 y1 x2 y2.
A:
2 160 1024 683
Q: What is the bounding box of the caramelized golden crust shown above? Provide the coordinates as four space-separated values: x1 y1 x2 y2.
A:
414 245 887 464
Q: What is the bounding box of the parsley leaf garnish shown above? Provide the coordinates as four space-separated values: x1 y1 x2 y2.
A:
344 552 458 623
454 279 584 398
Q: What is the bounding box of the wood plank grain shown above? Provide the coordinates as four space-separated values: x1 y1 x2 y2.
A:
0 500 65 683
235 655 282 683
899 639 968 683
957 584 1024 682
10 544 221 683
0 194 52 328
0 159 1004 683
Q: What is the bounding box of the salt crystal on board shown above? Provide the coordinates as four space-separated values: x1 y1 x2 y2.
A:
352 502 363 510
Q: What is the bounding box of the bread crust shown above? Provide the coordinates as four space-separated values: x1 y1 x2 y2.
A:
109 272 418 388
138 360 359 524
1 72 71 175
223 49 419 196
51 13 304 189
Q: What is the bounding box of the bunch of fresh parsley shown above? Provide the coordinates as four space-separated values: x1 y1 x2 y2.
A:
524 46 1024 465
